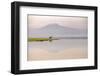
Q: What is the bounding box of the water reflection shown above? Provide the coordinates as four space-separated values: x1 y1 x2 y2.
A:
27 39 88 61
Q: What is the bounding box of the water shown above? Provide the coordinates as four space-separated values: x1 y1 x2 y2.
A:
27 39 88 61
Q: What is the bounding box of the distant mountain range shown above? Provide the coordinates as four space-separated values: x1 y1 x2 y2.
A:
28 23 87 38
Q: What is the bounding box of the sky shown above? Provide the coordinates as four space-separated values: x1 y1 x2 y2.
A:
28 14 88 30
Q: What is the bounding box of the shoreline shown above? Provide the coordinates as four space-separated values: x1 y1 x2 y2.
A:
28 37 87 42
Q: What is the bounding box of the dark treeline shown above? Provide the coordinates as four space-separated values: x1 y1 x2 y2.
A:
54 37 87 39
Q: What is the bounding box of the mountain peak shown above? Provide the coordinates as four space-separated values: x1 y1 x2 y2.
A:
43 23 63 28
29 23 87 37
45 23 61 28
47 23 60 25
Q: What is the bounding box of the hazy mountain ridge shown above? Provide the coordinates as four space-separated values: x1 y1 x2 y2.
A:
29 23 87 38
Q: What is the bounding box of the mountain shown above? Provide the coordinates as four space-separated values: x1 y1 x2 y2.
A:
28 23 87 38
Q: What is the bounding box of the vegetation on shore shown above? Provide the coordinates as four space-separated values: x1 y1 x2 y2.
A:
28 38 49 42
28 36 59 42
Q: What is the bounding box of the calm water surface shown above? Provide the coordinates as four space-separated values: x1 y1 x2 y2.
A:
28 39 88 61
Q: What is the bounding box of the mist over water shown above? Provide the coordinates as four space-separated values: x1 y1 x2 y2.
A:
27 15 88 61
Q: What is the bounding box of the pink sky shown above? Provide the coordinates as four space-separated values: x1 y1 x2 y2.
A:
28 15 88 30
